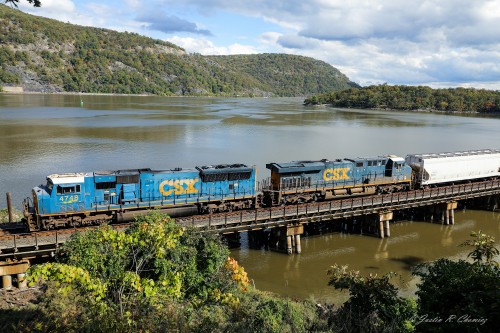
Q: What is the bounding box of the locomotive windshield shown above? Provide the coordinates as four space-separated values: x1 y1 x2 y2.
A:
46 179 54 195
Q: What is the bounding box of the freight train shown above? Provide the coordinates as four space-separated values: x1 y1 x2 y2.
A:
22 149 500 231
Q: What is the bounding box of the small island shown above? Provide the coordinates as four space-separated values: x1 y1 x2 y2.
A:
304 84 500 113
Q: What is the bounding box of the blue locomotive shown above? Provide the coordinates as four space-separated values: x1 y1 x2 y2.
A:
263 155 412 205
22 154 412 231
23 164 257 231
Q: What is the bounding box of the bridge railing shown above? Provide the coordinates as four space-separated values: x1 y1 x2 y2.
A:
179 178 500 230
3 179 500 258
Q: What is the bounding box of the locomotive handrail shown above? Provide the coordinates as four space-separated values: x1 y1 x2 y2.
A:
177 178 500 230
4 178 500 259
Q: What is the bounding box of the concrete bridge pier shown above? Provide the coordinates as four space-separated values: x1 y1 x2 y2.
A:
2 275 12 290
286 225 304 254
0 260 30 290
377 211 393 239
271 225 304 254
440 202 457 225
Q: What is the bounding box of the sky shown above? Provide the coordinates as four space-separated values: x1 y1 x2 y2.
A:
16 0 500 89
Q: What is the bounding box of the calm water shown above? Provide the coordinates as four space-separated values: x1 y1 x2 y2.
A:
1 94 499 301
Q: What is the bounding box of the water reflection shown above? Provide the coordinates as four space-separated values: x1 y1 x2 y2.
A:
2 95 500 303
231 210 500 302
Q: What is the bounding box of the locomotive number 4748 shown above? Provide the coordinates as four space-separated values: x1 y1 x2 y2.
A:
59 195 80 204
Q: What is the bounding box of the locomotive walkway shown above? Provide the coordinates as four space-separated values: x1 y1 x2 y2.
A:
2 178 500 262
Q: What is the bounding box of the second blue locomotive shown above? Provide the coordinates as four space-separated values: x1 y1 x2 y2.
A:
264 155 412 205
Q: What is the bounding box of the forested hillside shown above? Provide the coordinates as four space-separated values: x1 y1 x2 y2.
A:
0 4 356 96
304 84 500 113
207 54 359 97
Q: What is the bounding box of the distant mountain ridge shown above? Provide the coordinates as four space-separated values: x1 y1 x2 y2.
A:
0 4 358 96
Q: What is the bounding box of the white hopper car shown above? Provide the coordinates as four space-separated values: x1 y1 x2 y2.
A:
405 149 500 187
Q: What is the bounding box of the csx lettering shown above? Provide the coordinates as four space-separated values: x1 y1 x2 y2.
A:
323 168 350 181
159 179 199 196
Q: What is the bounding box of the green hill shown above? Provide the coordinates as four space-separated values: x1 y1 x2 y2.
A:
304 84 500 113
0 4 357 96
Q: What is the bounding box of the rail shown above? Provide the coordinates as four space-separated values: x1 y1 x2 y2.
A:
2 178 500 259
176 179 500 232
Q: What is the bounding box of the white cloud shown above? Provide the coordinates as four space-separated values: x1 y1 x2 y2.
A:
34 0 76 12
165 36 259 55
20 0 75 17
258 32 282 46
16 0 500 89
20 0 95 27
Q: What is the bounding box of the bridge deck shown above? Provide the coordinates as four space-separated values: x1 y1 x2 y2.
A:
2 179 500 259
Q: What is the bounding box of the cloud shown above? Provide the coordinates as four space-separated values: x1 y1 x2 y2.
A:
18 0 500 89
295 0 500 46
277 35 317 50
138 12 212 35
19 0 80 24
27 0 76 12
165 36 259 54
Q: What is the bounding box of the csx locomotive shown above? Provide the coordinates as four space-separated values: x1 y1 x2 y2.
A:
22 149 500 231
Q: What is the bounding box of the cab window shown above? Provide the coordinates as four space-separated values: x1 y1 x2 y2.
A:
56 184 81 195
46 180 54 194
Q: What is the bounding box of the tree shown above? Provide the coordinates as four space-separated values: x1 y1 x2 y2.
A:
4 0 41 7
414 231 500 333
327 264 417 332
460 230 500 265
28 211 246 331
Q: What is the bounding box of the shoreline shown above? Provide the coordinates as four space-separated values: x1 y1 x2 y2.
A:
2 91 498 114
307 103 500 115
0 90 155 97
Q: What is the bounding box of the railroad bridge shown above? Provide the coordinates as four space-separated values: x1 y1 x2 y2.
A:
2 179 500 289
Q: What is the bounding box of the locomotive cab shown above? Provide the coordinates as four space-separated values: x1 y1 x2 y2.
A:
45 174 86 215
385 156 412 181
264 160 330 205
23 173 87 231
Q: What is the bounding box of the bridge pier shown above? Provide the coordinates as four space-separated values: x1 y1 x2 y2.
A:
269 225 304 254
248 229 269 249
222 232 241 248
440 201 457 225
378 211 393 238
295 234 302 254
416 201 457 225
286 225 303 254
2 275 12 290
0 260 30 290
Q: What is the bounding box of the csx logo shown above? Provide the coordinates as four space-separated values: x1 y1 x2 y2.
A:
323 168 350 181
159 178 199 196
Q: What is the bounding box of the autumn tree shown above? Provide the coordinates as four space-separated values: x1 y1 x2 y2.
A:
28 211 248 331
4 0 41 7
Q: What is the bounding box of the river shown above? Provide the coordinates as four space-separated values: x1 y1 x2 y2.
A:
1 93 499 302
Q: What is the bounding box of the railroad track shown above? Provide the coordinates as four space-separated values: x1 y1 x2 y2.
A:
0 222 26 236
3 178 500 259
0 223 132 259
